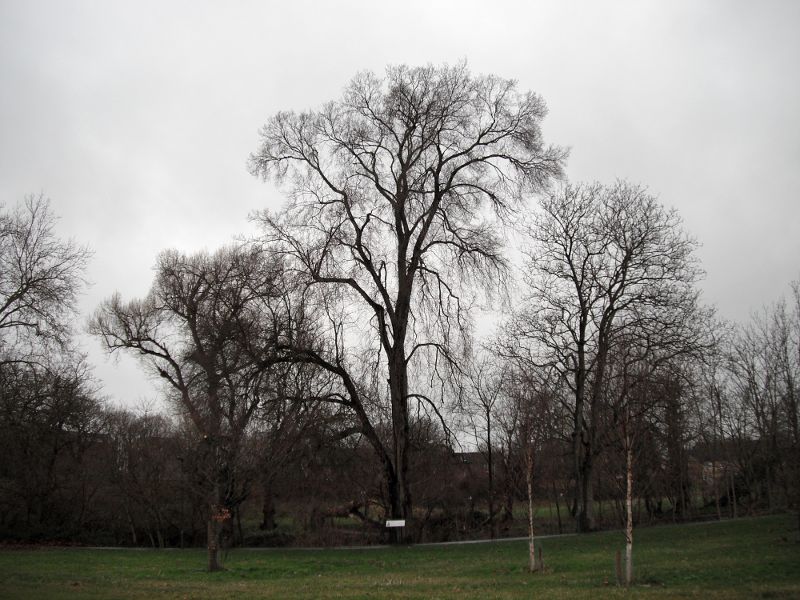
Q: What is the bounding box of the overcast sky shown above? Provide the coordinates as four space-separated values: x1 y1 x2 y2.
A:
1 0 798 409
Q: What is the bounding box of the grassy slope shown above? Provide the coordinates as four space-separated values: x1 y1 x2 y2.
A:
0 514 798 599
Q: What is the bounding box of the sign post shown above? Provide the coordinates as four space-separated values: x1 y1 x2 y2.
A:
385 519 406 544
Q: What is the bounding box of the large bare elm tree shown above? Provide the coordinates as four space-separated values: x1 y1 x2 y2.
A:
249 63 565 535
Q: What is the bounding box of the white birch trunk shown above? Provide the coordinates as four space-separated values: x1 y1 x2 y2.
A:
526 437 539 572
625 428 634 585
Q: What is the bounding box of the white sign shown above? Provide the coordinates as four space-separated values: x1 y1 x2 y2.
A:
385 519 406 528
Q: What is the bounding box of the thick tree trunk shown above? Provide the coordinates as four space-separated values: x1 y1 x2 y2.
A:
388 347 411 543
577 454 595 532
207 483 223 572
207 517 222 572
572 363 596 532
572 368 585 531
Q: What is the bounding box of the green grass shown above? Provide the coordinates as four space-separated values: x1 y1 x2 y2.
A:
1 514 798 599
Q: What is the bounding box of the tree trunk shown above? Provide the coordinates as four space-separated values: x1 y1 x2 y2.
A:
260 481 276 531
577 454 595 532
388 348 411 543
552 479 563 534
713 460 722 521
124 502 137 546
236 506 244 547
207 483 223 572
487 408 495 539
526 438 540 573
386 470 402 543
625 434 634 586
207 517 222 572
502 489 514 524
571 378 585 531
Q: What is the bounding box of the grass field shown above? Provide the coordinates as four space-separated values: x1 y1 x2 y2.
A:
1 514 798 599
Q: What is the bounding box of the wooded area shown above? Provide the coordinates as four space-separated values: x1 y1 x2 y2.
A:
1 66 798 581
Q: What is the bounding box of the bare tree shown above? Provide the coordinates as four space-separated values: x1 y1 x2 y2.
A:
607 355 675 584
103 407 186 548
504 181 704 532
502 368 557 572
691 331 733 522
460 354 505 538
728 280 800 528
0 354 103 537
0 195 98 541
90 245 301 570
780 282 800 531
252 361 333 534
249 63 565 532
0 194 91 360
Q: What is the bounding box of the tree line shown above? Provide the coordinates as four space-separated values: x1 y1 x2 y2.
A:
1 65 797 579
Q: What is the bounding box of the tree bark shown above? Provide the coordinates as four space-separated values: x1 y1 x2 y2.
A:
577 454 595 532
207 516 222 572
486 405 495 539
387 338 411 542
713 460 722 521
625 432 634 586
260 480 276 531
552 479 563 535
207 482 223 572
526 437 540 573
